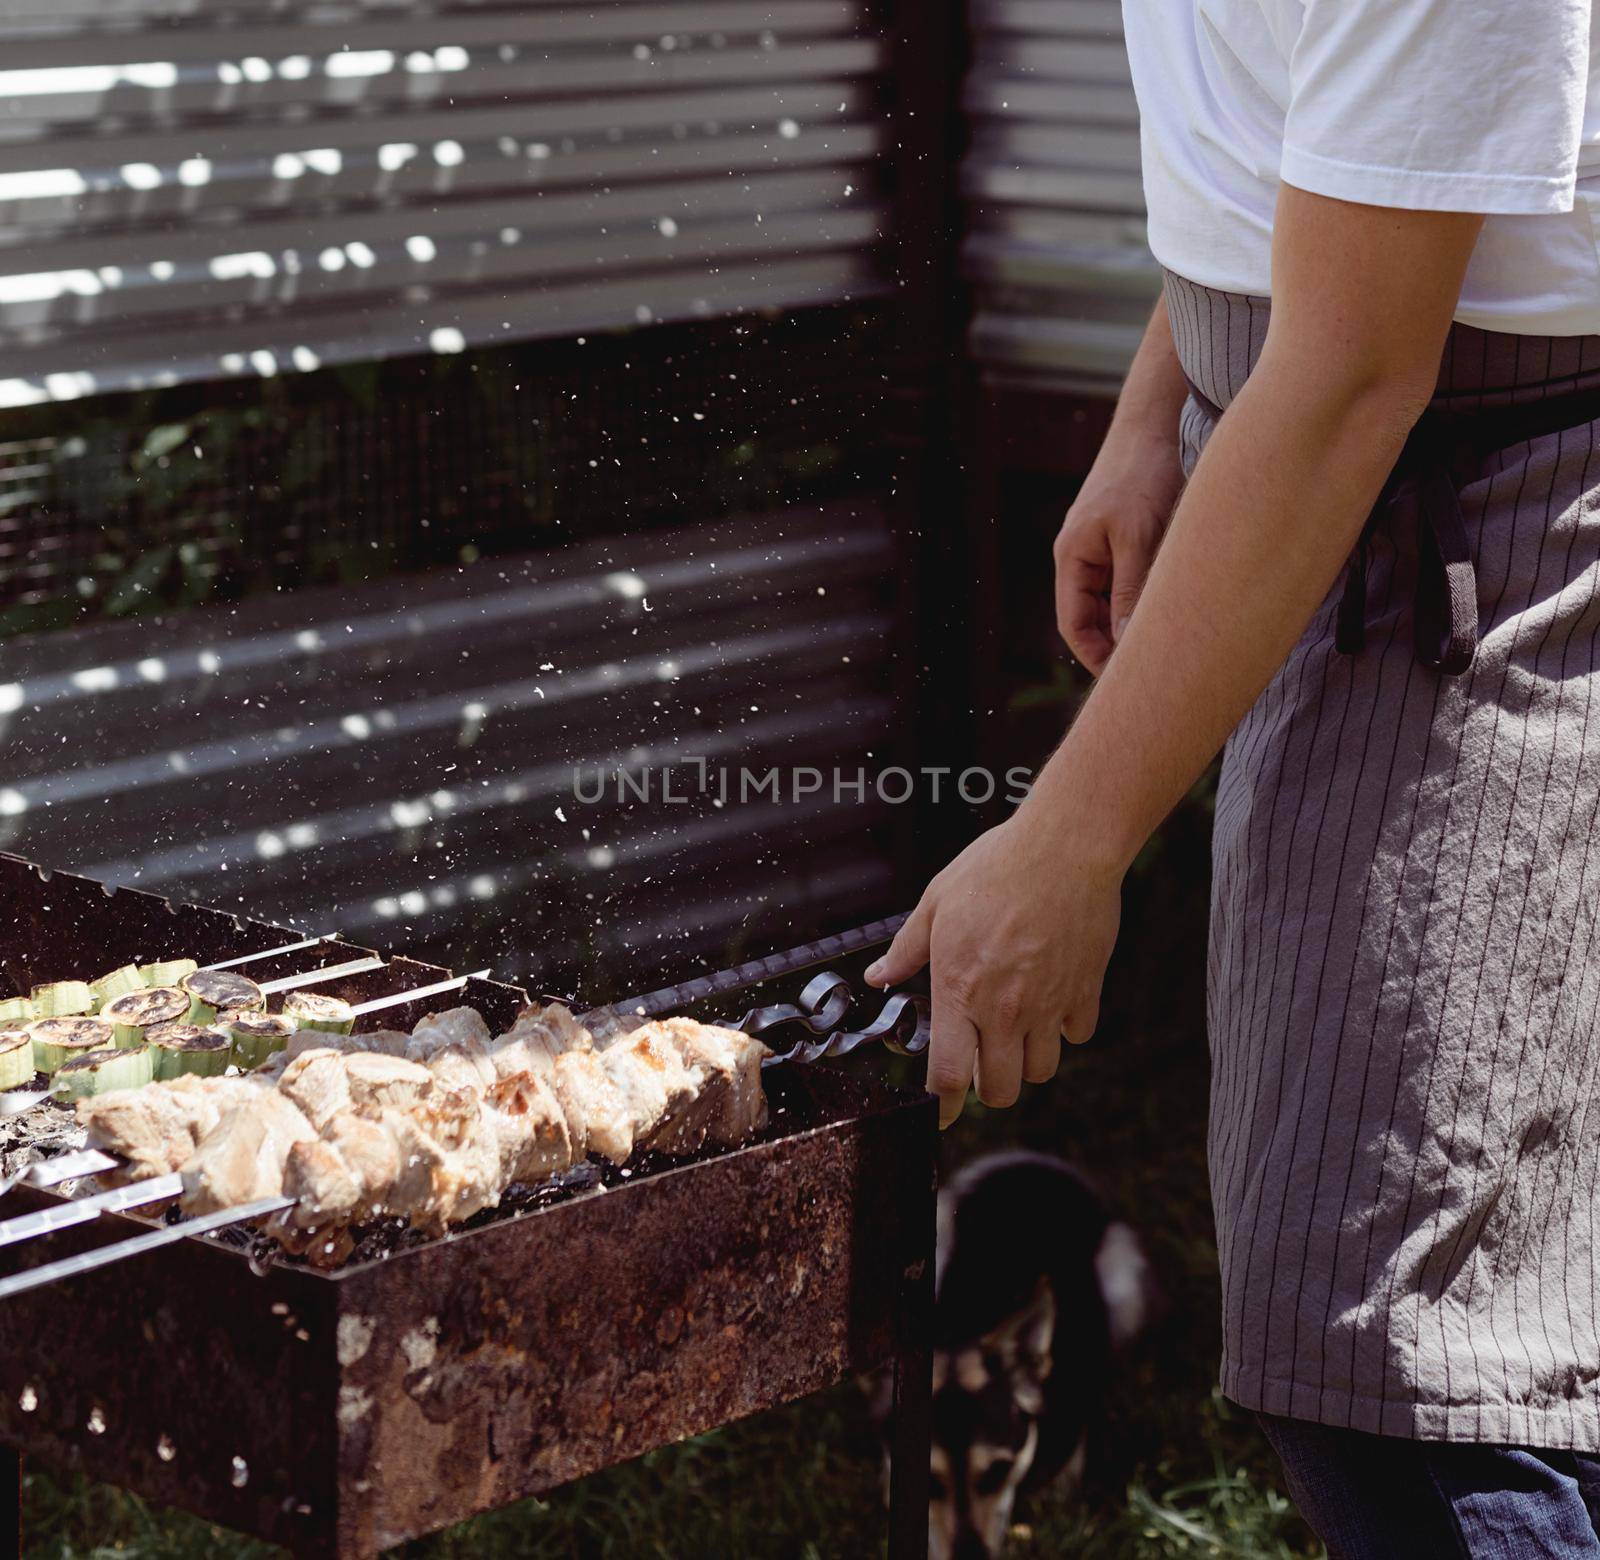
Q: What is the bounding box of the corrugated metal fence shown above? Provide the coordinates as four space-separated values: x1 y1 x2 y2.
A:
0 0 917 992
0 0 890 407
961 0 1156 393
0 501 905 992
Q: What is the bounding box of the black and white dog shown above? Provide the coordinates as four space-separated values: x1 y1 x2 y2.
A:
874 1151 1154 1560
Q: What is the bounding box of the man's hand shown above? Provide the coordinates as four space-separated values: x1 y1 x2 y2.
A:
865 811 1122 1128
1055 435 1184 673
1055 297 1189 674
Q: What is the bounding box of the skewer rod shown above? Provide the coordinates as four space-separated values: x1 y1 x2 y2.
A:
0 1195 291 1302
0 1148 119 1198
0 1173 181 1249
352 969 490 1016
201 935 334 972
257 956 384 995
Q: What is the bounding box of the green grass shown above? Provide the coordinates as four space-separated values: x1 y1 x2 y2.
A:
20 781 1323 1559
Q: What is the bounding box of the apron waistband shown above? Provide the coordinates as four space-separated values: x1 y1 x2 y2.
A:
1182 376 1600 675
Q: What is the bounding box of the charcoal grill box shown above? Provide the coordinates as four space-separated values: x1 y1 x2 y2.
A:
0 854 936 1558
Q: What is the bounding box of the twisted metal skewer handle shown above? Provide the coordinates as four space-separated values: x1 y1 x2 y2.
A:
739 971 930 1068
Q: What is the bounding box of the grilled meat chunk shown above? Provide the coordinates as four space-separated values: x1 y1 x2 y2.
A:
402 1088 502 1232
543 1049 635 1163
275 1048 353 1130
483 1071 573 1185
649 1018 770 1149
600 1027 699 1145
181 1089 317 1213
409 1006 492 1059
342 1051 434 1114
76 1074 256 1180
416 1040 496 1094
281 1111 403 1228
495 1003 594 1078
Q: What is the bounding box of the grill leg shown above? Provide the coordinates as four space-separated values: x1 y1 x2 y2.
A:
0 1444 19 1559
886 1164 935 1560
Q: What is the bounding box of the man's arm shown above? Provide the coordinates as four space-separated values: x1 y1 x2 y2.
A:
1037 189 1482 870
869 185 1485 1126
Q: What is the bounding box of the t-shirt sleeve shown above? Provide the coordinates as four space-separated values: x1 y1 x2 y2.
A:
1280 0 1591 215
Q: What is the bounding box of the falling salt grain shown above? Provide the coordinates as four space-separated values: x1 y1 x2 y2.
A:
157 1433 176 1462
18 1385 36 1413
231 1455 250 1487
87 1406 106 1434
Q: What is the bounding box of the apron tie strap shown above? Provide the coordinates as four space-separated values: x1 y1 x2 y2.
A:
1412 454 1478 675
1338 434 1478 675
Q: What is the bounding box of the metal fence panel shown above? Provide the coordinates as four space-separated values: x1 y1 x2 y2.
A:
0 0 891 407
961 0 1158 394
0 500 904 991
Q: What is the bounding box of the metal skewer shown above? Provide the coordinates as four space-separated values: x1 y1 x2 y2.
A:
351 969 489 1016
0 1172 182 1248
589 913 910 1026
0 1195 291 1302
0 1147 122 1200
201 934 337 971
257 955 384 995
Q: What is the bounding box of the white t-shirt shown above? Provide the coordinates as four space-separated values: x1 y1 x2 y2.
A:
1122 0 1600 335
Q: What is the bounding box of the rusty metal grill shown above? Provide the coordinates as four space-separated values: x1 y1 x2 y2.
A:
0 853 935 1557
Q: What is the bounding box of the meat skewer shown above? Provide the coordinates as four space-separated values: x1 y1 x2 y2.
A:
0 986 565 1242
0 1005 769 1294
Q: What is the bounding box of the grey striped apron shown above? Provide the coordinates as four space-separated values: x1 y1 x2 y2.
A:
1167 270 1600 1449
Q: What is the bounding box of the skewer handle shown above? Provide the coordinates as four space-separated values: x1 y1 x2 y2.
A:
740 973 931 1068
0 1194 290 1302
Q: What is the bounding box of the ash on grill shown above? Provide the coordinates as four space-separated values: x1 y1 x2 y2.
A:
0 1102 80 1180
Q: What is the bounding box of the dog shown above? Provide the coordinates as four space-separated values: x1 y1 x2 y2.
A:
872 1151 1154 1560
